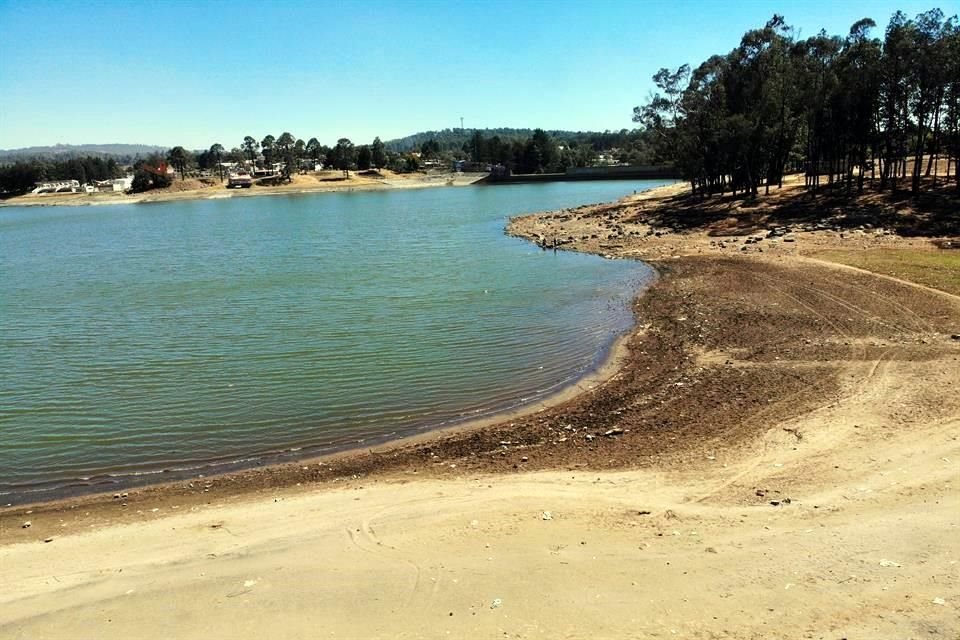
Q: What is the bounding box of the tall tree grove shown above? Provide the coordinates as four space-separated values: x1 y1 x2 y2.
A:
636 9 960 197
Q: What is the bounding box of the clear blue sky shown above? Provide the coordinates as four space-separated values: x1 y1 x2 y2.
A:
0 0 944 151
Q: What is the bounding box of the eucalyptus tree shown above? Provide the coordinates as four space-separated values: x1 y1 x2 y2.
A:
920 25 948 179
261 134 276 167
209 143 225 182
909 9 952 191
488 135 513 166
754 16 804 191
835 19 882 191
796 30 843 190
945 21 960 188
371 137 387 169
682 55 732 194
275 132 296 176
421 139 441 159
306 137 322 164
635 8 959 199
242 136 259 164
294 138 306 168
332 138 355 176
468 131 486 163
633 64 690 172
357 145 372 170
525 129 559 173
877 13 911 189
166 146 192 180
722 18 789 194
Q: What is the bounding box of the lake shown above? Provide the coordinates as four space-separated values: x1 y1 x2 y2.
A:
0 180 670 502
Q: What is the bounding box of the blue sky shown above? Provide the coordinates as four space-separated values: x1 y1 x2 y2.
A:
0 0 944 150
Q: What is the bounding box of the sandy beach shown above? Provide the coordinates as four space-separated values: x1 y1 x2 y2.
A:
2 179 958 638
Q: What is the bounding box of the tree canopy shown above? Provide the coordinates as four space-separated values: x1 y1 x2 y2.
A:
371 137 387 169
165 146 192 180
635 9 960 197
331 138 356 176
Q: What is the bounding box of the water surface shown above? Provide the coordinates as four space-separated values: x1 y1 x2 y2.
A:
0 180 670 501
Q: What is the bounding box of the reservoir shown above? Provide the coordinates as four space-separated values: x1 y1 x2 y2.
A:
0 180 670 502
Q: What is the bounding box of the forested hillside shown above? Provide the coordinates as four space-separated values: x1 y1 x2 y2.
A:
0 144 166 162
385 128 584 152
386 127 665 172
385 128 657 157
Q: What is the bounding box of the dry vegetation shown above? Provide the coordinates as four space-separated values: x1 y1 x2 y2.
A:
811 246 960 296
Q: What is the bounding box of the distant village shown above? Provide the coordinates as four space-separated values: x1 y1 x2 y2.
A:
28 157 464 195
29 157 436 195
2 128 666 197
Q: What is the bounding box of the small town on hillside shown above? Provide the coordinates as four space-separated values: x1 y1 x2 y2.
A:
2 128 673 198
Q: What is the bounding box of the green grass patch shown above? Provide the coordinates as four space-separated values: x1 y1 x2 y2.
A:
813 247 960 297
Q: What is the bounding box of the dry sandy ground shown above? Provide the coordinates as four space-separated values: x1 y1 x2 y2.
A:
3 364 958 639
2 181 959 639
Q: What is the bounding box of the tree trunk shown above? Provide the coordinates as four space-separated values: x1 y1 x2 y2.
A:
925 91 943 178
879 147 888 191
857 151 865 194
911 112 925 196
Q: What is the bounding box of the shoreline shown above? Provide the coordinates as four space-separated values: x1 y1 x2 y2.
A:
3 176 955 521
0 302 646 509
0 182 669 511
3 177 959 637
0 171 487 208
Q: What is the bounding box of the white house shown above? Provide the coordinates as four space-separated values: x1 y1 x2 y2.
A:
31 180 80 194
93 176 134 192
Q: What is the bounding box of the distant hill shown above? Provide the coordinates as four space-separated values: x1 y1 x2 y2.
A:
0 143 167 161
384 128 610 152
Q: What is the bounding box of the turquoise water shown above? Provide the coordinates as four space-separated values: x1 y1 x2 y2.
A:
0 181 667 501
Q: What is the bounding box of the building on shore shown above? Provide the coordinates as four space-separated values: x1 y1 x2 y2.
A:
32 176 135 195
92 176 134 192
31 180 81 194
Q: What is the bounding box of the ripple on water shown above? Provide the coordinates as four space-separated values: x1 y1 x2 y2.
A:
0 180 668 501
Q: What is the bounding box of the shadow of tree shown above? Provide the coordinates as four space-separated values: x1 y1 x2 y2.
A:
623 178 960 238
